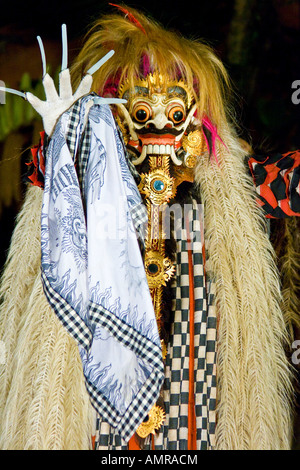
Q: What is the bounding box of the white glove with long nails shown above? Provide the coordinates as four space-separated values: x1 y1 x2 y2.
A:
0 24 126 136
26 69 94 136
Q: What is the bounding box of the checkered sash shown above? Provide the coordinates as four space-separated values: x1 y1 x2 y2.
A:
65 98 91 198
94 199 217 450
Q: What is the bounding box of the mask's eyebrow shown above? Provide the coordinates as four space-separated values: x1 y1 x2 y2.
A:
122 86 150 101
167 86 187 99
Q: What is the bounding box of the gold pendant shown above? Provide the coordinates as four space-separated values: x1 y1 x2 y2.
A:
138 168 175 205
139 156 177 334
136 405 166 439
136 156 178 438
145 249 176 289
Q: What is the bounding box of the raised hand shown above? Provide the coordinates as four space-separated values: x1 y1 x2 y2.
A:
0 24 125 136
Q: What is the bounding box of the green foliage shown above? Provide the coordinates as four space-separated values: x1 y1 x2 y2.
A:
0 68 59 142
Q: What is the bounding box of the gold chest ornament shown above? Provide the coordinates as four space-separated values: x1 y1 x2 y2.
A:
135 143 205 439
115 72 207 439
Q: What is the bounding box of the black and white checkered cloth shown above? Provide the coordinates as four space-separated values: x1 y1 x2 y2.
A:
65 96 92 197
94 199 217 450
41 270 92 349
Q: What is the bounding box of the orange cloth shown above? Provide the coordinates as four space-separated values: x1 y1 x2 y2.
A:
128 434 141 450
187 223 197 450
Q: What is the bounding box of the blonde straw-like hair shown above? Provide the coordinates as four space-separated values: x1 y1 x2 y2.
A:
71 5 233 133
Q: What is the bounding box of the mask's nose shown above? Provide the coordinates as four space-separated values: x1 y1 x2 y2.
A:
146 111 173 130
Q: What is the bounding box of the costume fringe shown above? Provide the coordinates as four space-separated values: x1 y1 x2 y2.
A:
194 127 294 449
0 186 93 450
0 133 294 450
271 218 300 337
0 185 42 418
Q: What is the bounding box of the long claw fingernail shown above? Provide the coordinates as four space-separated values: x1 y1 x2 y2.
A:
61 24 68 71
0 86 27 99
86 50 115 75
37 36 47 78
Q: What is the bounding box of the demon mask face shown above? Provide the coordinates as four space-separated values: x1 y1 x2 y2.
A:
115 72 207 169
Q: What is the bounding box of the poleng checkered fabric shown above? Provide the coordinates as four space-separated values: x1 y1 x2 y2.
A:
41 270 92 349
94 199 217 450
65 96 92 196
65 99 81 159
146 200 217 450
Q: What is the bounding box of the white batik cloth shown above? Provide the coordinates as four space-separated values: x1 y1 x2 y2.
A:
40 95 164 442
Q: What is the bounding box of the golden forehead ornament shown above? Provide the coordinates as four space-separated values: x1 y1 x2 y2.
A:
118 71 194 109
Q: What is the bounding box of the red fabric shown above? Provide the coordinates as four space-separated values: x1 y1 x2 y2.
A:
248 150 300 218
186 220 197 450
128 434 141 450
109 4 147 35
26 131 46 189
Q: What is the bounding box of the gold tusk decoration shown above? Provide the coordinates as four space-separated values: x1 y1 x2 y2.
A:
182 129 207 168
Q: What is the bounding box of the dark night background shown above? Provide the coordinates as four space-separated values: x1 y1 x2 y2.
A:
0 0 299 148
0 0 299 258
0 0 299 448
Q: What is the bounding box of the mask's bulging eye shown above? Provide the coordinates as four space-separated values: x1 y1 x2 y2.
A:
132 103 152 123
168 105 185 124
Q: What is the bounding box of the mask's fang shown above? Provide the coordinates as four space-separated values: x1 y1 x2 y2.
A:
175 103 197 143
170 145 183 165
132 144 148 166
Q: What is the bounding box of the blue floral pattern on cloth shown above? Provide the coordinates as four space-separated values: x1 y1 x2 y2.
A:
40 95 164 441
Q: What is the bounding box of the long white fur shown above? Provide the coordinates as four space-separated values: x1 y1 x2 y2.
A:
195 125 294 449
0 186 93 450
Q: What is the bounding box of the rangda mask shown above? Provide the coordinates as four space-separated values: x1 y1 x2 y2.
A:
114 72 207 171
